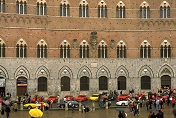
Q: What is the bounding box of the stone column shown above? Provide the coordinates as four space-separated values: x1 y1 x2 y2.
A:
92 101 95 111
79 102 82 112
105 101 108 109
65 102 68 111
20 101 23 110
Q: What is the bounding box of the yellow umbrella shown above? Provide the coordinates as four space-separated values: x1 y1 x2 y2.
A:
29 108 43 117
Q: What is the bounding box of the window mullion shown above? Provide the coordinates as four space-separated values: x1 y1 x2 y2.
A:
23 45 24 58
163 47 164 58
23 4 24 14
65 5 67 16
143 47 144 58
147 46 148 58
65 47 68 58
167 46 168 58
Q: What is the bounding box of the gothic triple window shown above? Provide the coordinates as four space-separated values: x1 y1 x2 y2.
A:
160 40 171 58
16 39 27 58
140 40 151 58
140 1 150 18
98 0 107 18
16 0 27 14
98 40 107 58
37 40 47 58
116 1 125 18
37 0 46 16
60 0 69 17
60 40 70 58
0 39 5 57
117 40 126 58
79 0 88 17
80 40 89 58
160 1 170 18
0 0 5 13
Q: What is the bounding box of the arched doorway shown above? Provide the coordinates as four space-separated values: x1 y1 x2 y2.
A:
117 76 126 90
141 76 151 90
0 77 5 97
17 77 27 97
38 77 47 92
161 75 171 89
99 76 108 90
61 76 70 91
80 76 89 91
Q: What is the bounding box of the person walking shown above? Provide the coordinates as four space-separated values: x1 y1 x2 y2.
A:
1 106 4 118
172 97 175 108
156 110 164 118
118 111 123 118
156 100 159 111
148 112 152 118
40 102 44 112
146 100 149 111
151 112 156 118
50 100 53 108
5 106 10 118
45 105 49 114
13 102 18 112
129 102 133 112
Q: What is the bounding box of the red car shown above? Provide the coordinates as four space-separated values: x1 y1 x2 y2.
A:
75 95 88 101
31 96 42 103
63 95 74 101
47 96 58 102
117 94 130 102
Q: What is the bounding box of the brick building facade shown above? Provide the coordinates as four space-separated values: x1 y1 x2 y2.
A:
0 0 176 99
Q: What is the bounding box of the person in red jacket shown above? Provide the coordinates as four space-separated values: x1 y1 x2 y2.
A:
172 97 175 108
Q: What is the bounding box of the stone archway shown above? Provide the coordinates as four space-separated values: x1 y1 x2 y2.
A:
17 77 27 97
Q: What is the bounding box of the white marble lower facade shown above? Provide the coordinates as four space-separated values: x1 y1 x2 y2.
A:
0 58 175 100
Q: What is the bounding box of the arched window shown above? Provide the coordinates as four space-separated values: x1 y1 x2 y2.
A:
98 40 107 58
37 40 47 58
0 0 5 13
160 40 171 58
79 0 88 17
98 0 107 18
140 40 151 58
117 40 126 58
99 76 108 90
37 0 46 16
117 76 126 90
60 40 70 58
160 1 170 18
161 75 171 89
116 1 125 18
60 0 69 17
16 0 27 14
141 76 151 89
80 40 89 58
61 76 70 91
38 77 47 91
0 39 5 57
16 39 27 58
140 1 150 18
80 76 89 91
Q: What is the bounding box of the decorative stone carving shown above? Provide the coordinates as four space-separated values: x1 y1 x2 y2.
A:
110 40 115 49
73 39 77 49
90 31 97 57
